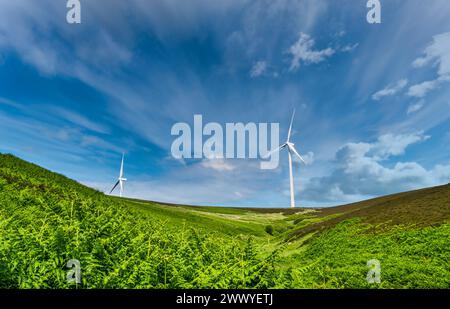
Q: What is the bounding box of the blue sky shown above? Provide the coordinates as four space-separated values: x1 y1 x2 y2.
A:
1 0 450 207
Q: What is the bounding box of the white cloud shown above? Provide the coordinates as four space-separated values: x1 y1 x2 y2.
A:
413 31 450 76
371 132 429 159
301 132 446 203
84 158 275 206
408 32 450 99
407 75 450 98
372 79 408 101
341 43 359 52
200 158 236 171
432 164 450 183
85 178 248 206
250 60 267 77
407 79 439 98
301 151 315 165
234 191 243 198
407 100 425 114
288 33 335 71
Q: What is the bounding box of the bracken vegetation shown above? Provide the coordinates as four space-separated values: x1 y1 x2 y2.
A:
0 153 449 288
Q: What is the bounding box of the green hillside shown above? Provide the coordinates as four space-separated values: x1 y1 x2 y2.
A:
0 153 449 288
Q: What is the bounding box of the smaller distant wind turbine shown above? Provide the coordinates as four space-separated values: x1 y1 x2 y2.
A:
110 153 127 197
266 110 306 208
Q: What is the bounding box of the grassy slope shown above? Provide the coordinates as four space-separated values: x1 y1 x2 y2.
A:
0 153 449 288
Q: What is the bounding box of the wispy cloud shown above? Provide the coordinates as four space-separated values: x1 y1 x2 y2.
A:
50 107 110 134
407 100 425 114
341 43 359 53
200 158 236 171
80 135 123 153
0 97 22 108
372 79 408 101
0 106 123 167
288 33 335 72
407 75 450 98
407 79 439 98
250 60 267 78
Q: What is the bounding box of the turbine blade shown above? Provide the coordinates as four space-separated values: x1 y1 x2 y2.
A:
110 180 120 194
287 109 296 142
288 144 306 164
262 144 285 159
119 153 124 178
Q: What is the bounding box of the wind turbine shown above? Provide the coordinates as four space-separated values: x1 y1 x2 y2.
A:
266 110 306 208
110 153 127 197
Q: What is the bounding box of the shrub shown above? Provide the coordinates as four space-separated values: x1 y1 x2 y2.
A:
265 225 274 235
294 218 303 225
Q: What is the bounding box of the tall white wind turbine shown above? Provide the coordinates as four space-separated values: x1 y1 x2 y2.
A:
110 153 127 197
267 110 306 208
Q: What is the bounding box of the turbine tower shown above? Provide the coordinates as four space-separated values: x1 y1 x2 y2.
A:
110 153 127 197
267 110 306 208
